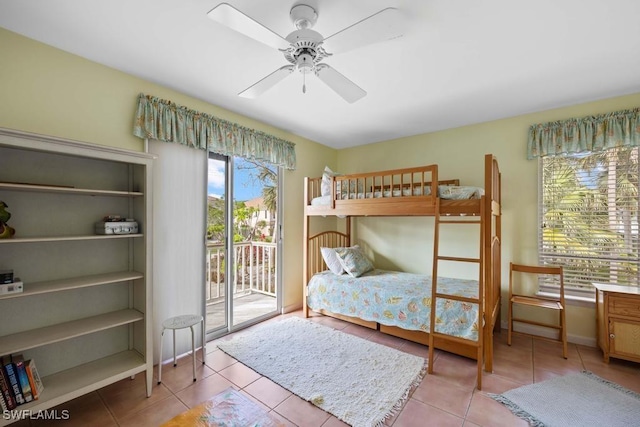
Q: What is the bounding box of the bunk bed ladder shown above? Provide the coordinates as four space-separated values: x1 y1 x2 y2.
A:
428 197 486 390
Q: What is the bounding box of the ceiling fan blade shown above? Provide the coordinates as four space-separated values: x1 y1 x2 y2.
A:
322 8 403 54
315 64 366 103
239 65 294 98
207 3 290 51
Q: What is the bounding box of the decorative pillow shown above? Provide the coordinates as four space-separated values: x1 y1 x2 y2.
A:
438 185 484 200
335 245 374 278
338 179 364 195
320 247 345 275
321 166 341 197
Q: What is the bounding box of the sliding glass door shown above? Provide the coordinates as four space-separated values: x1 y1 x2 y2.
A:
205 153 281 338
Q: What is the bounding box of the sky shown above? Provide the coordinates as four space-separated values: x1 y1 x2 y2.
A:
208 157 266 202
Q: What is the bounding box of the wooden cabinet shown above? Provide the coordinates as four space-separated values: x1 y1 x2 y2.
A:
0 128 154 424
593 282 640 364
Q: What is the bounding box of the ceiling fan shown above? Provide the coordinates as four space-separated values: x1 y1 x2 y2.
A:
207 3 403 103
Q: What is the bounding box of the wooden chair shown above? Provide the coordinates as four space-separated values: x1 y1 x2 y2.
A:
508 262 567 358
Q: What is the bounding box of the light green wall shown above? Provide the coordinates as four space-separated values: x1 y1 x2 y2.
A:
4 26 640 343
336 92 640 343
0 27 336 312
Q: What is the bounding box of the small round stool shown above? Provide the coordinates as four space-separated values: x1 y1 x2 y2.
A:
157 314 205 385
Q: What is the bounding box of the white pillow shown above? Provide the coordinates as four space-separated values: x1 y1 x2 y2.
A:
320 247 345 275
321 166 341 197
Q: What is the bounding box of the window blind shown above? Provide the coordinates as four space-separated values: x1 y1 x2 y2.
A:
539 147 640 290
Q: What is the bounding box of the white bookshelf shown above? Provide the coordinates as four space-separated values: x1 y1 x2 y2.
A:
0 128 155 425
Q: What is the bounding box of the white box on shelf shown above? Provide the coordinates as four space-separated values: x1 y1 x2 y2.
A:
0 281 23 295
95 221 139 235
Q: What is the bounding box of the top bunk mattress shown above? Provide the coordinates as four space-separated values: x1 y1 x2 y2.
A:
310 185 484 206
306 269 481 341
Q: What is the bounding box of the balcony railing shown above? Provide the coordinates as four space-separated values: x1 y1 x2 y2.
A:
205 240 277 304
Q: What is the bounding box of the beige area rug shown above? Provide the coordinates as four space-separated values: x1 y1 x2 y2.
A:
162 387 284 427
490 371 640 427
217 316 427 427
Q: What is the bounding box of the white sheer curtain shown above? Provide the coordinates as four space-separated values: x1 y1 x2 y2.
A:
148 139 207 363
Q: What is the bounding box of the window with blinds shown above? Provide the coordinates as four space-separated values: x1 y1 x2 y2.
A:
539 147 639 293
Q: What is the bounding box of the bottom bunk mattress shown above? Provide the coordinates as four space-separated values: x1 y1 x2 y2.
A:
307 269 480 341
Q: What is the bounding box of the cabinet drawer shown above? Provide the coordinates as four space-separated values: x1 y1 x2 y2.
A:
609 295 640 316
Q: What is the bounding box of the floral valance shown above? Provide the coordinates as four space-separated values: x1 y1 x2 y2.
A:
133 93 296 169
527 107 640 159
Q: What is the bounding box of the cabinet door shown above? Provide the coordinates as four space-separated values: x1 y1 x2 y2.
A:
609 318 640 361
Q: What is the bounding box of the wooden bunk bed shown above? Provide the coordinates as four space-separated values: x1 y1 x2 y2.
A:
302 154 501 390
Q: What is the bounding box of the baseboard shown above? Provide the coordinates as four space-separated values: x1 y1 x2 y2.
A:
282 302 302 314
500 320 596 347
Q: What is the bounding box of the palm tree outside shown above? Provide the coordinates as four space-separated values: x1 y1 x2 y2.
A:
541 147 639 290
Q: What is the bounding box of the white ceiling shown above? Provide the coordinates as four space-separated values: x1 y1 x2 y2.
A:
1 0 639 149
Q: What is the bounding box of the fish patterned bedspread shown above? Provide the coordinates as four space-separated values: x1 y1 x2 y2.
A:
307 269 480 341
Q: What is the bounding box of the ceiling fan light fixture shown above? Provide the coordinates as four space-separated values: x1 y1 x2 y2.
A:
296 53 315 74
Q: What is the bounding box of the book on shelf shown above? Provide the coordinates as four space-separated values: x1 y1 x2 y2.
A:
25 359 44 399
0 390 7 412
12 354 33 403
1 355 24 405
0 363 16 409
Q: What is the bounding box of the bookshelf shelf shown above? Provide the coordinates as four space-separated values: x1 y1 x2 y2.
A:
0 271 144 300
0 128 154 422
0 351 146 426
0 234 143 244
0 309 144 356
0 182 144 197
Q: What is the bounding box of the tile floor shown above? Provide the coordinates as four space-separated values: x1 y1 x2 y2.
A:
15 310 640 426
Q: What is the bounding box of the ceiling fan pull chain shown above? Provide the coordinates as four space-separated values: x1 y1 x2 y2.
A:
303 72 307 94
